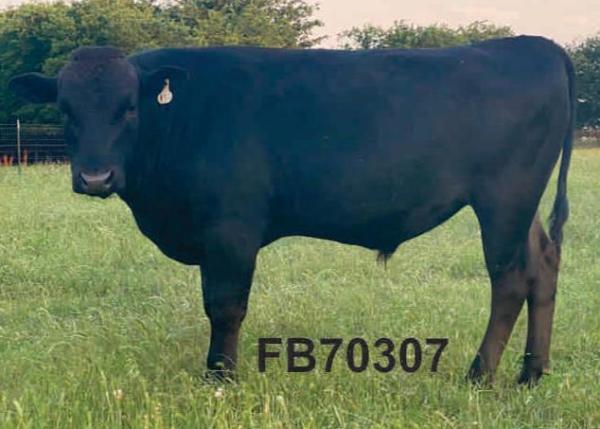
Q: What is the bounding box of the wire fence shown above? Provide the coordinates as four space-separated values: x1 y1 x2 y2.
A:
0 122 66 166
0 122 599 168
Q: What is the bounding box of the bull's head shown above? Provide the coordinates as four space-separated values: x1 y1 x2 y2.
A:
9 46 187 198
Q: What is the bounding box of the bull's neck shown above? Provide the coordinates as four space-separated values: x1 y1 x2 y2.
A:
119 124 167 204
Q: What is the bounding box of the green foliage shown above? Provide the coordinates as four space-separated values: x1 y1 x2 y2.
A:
170 0 323 48
0 149 599 427
0 0 322 123
0 0 191 123
570 37 600 128
340 20 514 50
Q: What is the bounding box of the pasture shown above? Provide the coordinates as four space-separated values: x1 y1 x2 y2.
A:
1 149 600 428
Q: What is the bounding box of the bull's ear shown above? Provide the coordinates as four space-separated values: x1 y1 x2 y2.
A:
9 73 57 103
139 66 189 103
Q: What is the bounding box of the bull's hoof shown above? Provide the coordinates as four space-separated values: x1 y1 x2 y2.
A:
466 355 493 386
517 354 550 387
205 368 236 383
205 361 236 383
517 370 540 387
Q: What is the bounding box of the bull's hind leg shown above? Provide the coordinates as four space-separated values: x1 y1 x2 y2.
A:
468 206 560 385
518 216 560 385
467 202 535 384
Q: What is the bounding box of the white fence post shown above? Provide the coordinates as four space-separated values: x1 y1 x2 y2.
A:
16 119 21 174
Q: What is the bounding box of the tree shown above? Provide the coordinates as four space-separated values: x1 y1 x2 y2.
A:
570 37 600 128
0 2 73 123
0 0 322 123
0 0 194 123
339 20 514 50
167 0 323 48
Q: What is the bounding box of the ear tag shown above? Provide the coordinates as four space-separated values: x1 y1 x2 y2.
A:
157 78 173 105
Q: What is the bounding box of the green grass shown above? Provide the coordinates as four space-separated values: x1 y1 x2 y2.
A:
1 149 600 428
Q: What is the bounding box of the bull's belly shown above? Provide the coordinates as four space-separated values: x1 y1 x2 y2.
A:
267 195 467 254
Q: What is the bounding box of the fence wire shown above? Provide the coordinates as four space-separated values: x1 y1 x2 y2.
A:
0 123 67 165
0 122 598 167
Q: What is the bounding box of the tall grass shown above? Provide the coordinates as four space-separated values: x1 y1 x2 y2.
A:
1 150 600 428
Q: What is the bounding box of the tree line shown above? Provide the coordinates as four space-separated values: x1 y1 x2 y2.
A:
0 0 598 127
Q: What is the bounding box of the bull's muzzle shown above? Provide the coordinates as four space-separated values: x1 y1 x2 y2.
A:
77 170 115 197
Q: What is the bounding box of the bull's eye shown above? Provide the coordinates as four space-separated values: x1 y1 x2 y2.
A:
60 103 78 126
125 105 137 118
112 104 137 124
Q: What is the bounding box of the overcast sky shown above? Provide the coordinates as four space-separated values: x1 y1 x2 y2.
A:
0 0 597 47
314 0 600 47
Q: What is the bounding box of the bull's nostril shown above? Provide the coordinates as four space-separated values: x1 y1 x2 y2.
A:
80 170 113 186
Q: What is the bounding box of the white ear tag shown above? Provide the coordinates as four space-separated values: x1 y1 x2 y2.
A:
157 78 173 105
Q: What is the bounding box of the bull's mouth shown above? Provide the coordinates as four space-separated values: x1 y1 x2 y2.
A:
77 188 115 199
73 184 116 199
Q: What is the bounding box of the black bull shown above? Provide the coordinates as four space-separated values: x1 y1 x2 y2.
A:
10 35 575 385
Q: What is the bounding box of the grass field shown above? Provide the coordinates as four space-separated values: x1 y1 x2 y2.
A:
1 149 600 428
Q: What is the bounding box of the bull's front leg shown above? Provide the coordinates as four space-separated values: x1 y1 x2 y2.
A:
200 222 260 380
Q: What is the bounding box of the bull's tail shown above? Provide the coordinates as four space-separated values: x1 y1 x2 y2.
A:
549 53 576 246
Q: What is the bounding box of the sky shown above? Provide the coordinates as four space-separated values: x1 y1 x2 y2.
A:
313 0 600 47
0 0 597 47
